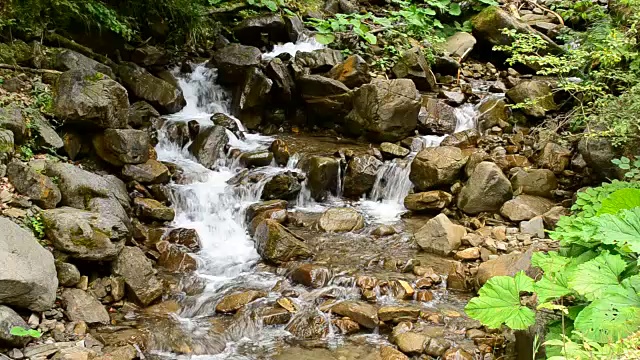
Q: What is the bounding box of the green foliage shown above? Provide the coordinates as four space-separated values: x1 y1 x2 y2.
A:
19 144 34 161
613 156 640 181
10 326 42 338
246 0 285 12
27 213 45 239
467 179 640 356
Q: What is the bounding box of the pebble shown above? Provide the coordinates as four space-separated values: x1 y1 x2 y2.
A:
7 349 24 359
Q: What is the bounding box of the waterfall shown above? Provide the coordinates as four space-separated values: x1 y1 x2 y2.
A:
261 35 325 60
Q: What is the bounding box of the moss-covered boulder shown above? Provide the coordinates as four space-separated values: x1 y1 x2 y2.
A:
118 62 185 114
506 80 557 118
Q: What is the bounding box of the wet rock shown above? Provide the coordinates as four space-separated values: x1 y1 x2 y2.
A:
303 156 340 201
239 150 274 168
285 310 329 339
333 318 360 334
0 305 31 347
290 264 331 288
331 301 378 329
345 79 420 142
447 261 472 291
122 159 170 184
378 306 420 323
404 191 452 212
166 228 201 252
419 98 457 135
379 346 409 360
542 206 569 228
188 125 229 169
261 173 301 201
443 348 473 360
372 225 397 237
500 195 554 221
380 142 410 160
440 129 479 149
327 54 371 88
511 168 557 198
269 139 290 166
425 337 451 357
477 97 510 131
266 58 295 102
53 69 128 129
443 32 476 60
60 289 109 324
458 162 513 215
392 47 436 91
294 49 343 73
117 62 185 114
506 81 557 118
390 280 415 300
32 115 64 150
210 43 262 86
394 332 427 355
472 6 560 55
0 218 57 311
93 129 150 166
7 161 61 209
318 207 365 232
0 129 14 162
56 262 81 287
410 146 468 191
415 214 466 255
163 121 190 148
343 155 382 199
538 142 571 173
52 347 97 360
246 200 288 223
42 207 129 261
112 246 164 306
255 219 313 264
234 14 288 47
53 49 115 78
133 197 175 222
232 67 272 130
262 306 293 325
156 241 198 272
216 290 266 314
454 247 481 261
475 248 534 287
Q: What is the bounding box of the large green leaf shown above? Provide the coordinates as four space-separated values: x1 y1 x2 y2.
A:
315 33 335 45
594 207 640 253
597 188 640 215
568 251 627 301
574 285 640 343
531 251 570 275
465 271 536 330
534 274 572 303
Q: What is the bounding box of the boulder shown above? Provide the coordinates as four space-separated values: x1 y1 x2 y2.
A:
298 74 350 97
265 58 295 102
246 200 288 223
42 207 129 261
318 207 365 232
285 310 329 339
409 146 468 191
210 44 262 86
92 129 150 166
442 32 476 60
166 228 201 252
472 6 561 54
133 197 175 222
500 195 555 221
475 248 535 287
56 262 81 287
477 96 510 131
216 290 267 313
578 136 619 179
331 301 379 329
440 129 480 148
188 125 229 169
122 159 170 184
392 47 436 91
234 14 288 47
506 80 557 118
32 115 64 150
0 305 31 347
254 219 313 264
379 346 409 360
290 264 331 288
418 98 457 135
520 216 545 238
232 67 272 130
60 289 109 325
239 150 274 168
0 218 57 311
345 79 420 142
261 173 301 201
0 103 26 144
457 162 513 214
327 54 371 88
415 213 466 255
53 69 128 129
511 168 557 198
117 62 186 114
131 45 167 66
380 142 410 160
7 161 61 209
537 142 571 173
53 49 115 78
0 129 14 163
269 139 290 166
294 49 343 73
111 246 164 306
343 155 382 199
128 101 160 128
393 332 427 355
156 241 197 272
303 156 340 201
378 306 421 323
404 191 452 212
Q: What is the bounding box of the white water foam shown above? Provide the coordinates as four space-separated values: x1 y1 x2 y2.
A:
262 35 325 60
